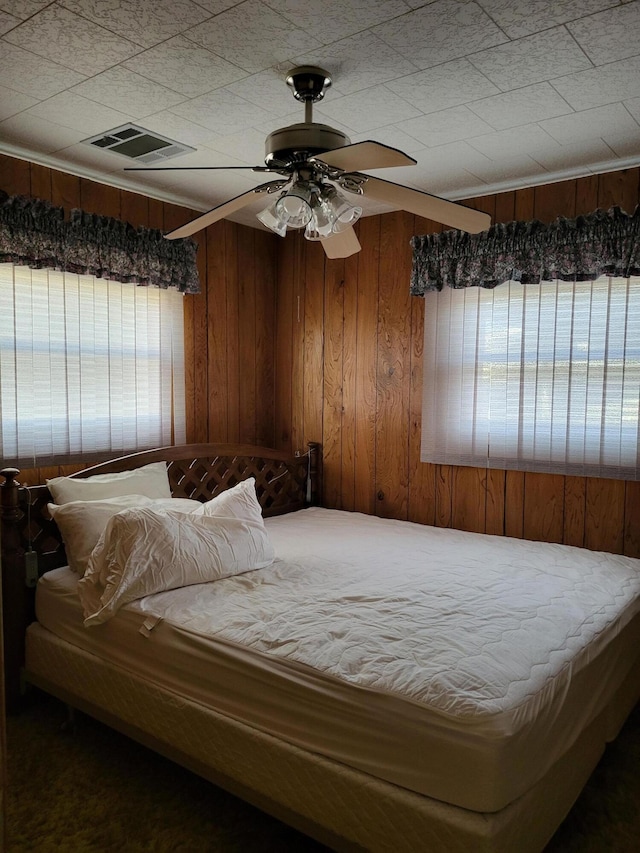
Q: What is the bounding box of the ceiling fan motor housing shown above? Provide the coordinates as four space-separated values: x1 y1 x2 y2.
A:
265 122 350 168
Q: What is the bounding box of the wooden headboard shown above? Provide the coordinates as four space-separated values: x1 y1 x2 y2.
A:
0 442 321 711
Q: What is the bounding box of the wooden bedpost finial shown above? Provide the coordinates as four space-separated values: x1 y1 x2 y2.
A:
0 468 22 515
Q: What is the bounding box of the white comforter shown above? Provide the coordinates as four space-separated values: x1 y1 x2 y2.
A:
132 507 640 722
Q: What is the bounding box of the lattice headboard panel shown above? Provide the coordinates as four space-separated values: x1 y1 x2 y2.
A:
1 442 320 577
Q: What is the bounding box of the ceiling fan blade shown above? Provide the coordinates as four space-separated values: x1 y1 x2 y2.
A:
313 141 417 172
321 227 361 259
165 181 287 240
124 165 271 172
360 175 490 233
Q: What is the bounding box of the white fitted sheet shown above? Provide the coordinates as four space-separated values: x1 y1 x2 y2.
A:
35 508 640 812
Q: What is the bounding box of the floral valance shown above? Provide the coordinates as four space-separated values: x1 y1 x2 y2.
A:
410 205 640 295
0 190 200 293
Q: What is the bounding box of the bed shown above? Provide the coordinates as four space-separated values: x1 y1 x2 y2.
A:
1 442 639 853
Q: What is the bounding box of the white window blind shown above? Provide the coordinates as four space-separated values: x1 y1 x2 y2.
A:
0 264 186 467
422 277 640 480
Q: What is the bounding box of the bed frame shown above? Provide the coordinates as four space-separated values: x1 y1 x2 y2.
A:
1 441 636 852
0 442 320 713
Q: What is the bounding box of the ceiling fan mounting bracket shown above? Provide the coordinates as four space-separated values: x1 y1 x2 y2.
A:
285 66 332 103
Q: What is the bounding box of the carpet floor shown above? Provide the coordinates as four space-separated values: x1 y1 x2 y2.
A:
6 691 640 852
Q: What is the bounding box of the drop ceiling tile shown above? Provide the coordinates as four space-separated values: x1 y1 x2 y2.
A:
0 112 85 151
414 140 495 175
397 106 495 148
294 31 417 95
469 26 592 92
224 70 310 117
466 153 548 184
539 103 640 144
418 170 489 197
602 127 640 159
469 83 573 129
193 0 240 12
551 56 640 110
350 126 427 155
204 128 267 164
475 0 616 40
170 88 275 135
164 168 260 207
139 111 221 147
318 85 421 133
0 1 50 18
263 0 409 44
60 0 211 49
0 41 86 99
254 109 303 135
26 91 131 135
0 9 18 34
624 96 640 124
386 60 499 115
184 0 320 74
3 5 141 76
372 0 508 70
122 35 247 98
468 124 561 159
0 84 38 120
567 3 640 65
71 67 186 118
199 141 262 167
531 137 617 171
54 141 127 173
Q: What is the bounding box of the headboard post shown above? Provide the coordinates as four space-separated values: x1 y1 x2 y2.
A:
1 468 31 712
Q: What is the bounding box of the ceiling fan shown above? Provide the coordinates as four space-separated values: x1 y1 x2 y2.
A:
126 66 491 258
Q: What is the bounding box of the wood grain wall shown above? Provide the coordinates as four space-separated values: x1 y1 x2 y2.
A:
274 168 640 558
0 153 276 485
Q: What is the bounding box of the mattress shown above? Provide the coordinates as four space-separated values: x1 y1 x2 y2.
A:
34 507 640 813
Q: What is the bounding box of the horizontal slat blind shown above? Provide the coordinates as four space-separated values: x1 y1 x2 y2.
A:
0 264 185 467
422 277 640 480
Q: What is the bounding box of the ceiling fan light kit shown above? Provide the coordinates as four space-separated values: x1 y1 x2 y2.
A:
125 66 491 258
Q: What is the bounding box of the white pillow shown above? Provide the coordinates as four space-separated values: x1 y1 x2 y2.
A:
48 496 202 576
78 507 275 626
193 477 264 525
47 461 171 504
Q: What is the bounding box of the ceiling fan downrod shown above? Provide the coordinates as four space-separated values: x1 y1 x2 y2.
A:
266 66 348 168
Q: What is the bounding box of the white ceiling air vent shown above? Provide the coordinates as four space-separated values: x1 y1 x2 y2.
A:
82 124 196 164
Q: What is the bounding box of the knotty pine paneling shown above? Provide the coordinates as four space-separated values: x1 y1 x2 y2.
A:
0 153 277 486
275 170 640 557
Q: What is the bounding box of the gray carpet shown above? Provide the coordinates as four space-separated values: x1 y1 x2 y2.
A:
6 692 640 852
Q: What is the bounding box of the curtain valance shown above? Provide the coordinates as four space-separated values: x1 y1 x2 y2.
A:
0 190 200 294
410 205 640 295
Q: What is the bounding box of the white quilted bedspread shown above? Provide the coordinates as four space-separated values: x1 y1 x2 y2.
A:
132 508 640 722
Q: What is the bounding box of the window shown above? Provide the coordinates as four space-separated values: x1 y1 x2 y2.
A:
421 277 640 480
0 264 185 467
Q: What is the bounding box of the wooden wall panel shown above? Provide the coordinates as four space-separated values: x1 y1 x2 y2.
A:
274 233 295 450
584 478 625 554
353 216 380 516
238 227 257 444
375 211 413 520
302 239 325 449
0 157 29 195
254 230 276 447
340 243 359 512
274 166 640 557
597 168 639 213
323 258 345 509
